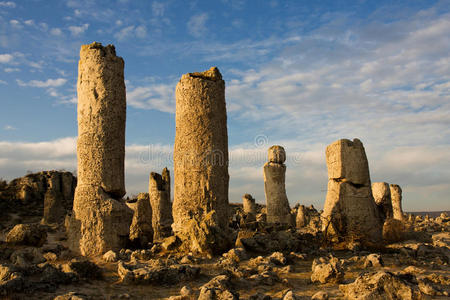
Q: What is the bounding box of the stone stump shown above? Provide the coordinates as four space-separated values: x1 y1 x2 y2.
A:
296 205 307 228
242 194 256 222
67 42 132 256
149 168 173 241
390 184 404 221
264 145 291 224
42 172 65 224
128 193 153 247
322 139 382 247
372 182 393 221
172 67 230 254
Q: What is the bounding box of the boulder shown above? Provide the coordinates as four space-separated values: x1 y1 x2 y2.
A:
311 255 345 284
6 223 47 247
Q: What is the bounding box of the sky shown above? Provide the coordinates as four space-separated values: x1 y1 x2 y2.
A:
0 0 449 212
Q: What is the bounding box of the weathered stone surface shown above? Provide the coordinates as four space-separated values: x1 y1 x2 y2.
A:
43 188 65 224
198 275 238 300
296 205 307 228
6 223 47 247
322 139 382 247
264 146 291 224
243 193 256 222
172 67 230 254
325 138 370 185
149 169 173 240
390 184 404 221
311 255 345 284
128 193 153 247
67 42 132 256
383 218 406 243
372 182 393 220
339 271 423 299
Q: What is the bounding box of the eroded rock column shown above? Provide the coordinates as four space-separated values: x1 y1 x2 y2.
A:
243 194 256 222
128 193 153 247
149 168 173 241
264 145 291 224
67 42 132 256
322 139 382 247
390 184 404 221
372 182 393 221
172 67 230 254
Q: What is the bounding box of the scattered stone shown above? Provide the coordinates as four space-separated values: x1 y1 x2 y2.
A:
264 145 291 224
322 138 383 248
149 168 173 240
161 235 181 251
223 248 248 263
62 259 102 280
339 271 423 299
311 255 345 284
363 253 384 268
198 275 238 300
6 223 47 247
54 292 88 300
311 291 329 300
172 67 230 255
103 250 118 262
67 42 133 256
282 290 298 300
43 251 58 262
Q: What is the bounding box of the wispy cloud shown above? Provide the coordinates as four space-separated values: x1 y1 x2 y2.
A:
0 54 14 63
16 78 67 88
68 23 89 36
114 25 147 40
0 1 15 8
187 13 209 38
3 125 16 130
127 83 175 113
0 80 6 85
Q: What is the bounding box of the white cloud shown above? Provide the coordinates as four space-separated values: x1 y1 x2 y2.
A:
68 23 89 36
50 28 63 36
0 54 14 63
24 20 34 26
0 80 6 85
187 13 209 38
114 25 147 40
0 1 15 8
152 1 166 17
9 19 22 28
4 67 19 72
127 83 175 113
17 78 67 88
3 125 16 130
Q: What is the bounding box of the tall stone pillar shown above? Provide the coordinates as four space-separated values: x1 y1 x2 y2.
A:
67 42 132 256
322 139 382 247
390 184 404 221
264 145 291 224
372 182 393 221
149 169 173 241
242 194 256 222
172 67 230 254
128 193 153 247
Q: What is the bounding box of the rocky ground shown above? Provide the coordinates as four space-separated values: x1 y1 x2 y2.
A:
0 174 449 299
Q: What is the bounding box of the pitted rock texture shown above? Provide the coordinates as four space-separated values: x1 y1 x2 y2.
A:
390 184 404 221
372 182 393 221
264 146 291 224
128 193 153 247
322 139 382 247
149 169 173 241
67 42 132 256
172 67 230 254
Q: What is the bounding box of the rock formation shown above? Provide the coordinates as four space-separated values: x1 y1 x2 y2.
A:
264 145 291 224
149 168 173 241
322 139 383 247
128 193 153 247
242 194 256 222
172 67 230 254
296 205 307 228
372 182 393 221
67 42 132 256
390 184 404 221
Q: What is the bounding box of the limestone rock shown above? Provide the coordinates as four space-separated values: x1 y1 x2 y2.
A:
62 259 102 280
383 218 406 243
103 250 118 262
311 255 345 284
372 182 393 220
6 223 47 247
43 188 65 224
296 205 307 228
128 192 153 247
339 271 423 299
264 146 291 224
363 253 384 268
172 67 230 254
198 275 238 300
390 184 404 221
149 170 173 240
68 42 132 256
243 194 257 222
311 291 329 300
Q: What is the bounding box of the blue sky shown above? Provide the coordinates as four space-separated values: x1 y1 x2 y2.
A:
0 0 449 211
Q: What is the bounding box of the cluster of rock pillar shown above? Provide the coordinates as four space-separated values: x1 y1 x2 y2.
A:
172 67 230 254
67 42 133 256
322 139 383 247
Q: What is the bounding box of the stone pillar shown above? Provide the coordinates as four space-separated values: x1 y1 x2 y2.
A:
67 42 132 256
149 169 173 241
242 194 256 222
42 172 65 224
264 145 291 224
390 184 404 221
172 67 230 254
128 193 153 247
322 139 382 247
296 205 307 228
372 182 393 221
